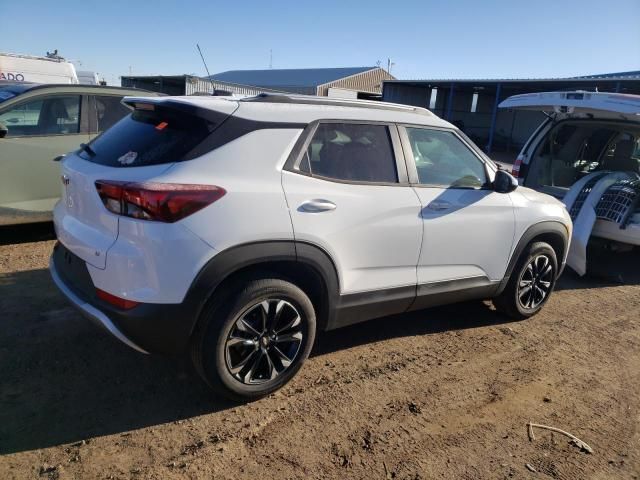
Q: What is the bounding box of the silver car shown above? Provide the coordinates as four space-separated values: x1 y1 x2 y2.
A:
0 82 159 225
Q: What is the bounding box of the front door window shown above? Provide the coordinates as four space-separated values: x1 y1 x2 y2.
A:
0 96 80 137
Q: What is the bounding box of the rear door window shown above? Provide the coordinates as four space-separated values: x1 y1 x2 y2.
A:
0 95 80 137
299 123 398 183
78 105 215 167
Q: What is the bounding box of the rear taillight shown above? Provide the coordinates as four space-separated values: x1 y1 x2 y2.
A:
511 155 524 178
95 180 225 223
96 288 140 310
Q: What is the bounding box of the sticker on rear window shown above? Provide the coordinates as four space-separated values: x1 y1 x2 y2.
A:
118 151 138 165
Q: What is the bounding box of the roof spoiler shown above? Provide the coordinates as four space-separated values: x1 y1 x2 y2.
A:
122 97 239 124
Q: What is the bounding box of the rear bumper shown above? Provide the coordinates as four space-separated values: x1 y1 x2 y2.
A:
49 242 199 354
50 256 150 354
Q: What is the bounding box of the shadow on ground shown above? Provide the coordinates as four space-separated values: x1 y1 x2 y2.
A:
556 244 640 290
0 268 237 455
0 222 56 246
0 267 518 455
1 240 636 454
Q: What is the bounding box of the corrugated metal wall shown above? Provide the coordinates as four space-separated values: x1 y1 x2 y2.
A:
185 77 287 96
317 68 394 96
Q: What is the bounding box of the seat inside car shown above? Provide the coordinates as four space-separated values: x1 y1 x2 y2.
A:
332 127 397 182
316 129 344 178
607 139 639 172
39 99 71 134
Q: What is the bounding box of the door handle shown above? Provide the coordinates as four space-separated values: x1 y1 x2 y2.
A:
299 199 337 213
427 201 452 211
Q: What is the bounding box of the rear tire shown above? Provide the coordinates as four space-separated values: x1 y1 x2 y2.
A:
191 277 316 401
493 242 558 320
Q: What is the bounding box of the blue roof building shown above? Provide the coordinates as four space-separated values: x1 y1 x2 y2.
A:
383 70 640 155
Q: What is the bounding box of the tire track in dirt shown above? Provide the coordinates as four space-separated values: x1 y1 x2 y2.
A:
1 239 639 479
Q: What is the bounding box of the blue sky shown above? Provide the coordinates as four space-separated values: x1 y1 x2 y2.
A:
2 0 639 85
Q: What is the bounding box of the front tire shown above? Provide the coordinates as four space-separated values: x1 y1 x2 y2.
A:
493 242 558 319
191 278 316 401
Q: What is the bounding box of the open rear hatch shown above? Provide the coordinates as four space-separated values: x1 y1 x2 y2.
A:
499 91 640 122
55 96 238 269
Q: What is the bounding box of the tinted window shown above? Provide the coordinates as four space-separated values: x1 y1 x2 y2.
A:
79 106 214 167
300 123 398 183
0 95 80 137
93 95 130 132
406 128 487 188
530 122 638 188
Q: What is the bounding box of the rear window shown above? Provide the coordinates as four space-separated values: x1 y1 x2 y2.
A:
79 106 215 167
527 121 640 190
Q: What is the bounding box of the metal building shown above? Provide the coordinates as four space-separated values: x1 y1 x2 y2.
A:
120 74 288 96
382 71 640 156
209 67 394 98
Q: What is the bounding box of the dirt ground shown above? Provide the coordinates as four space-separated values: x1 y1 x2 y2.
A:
1 223 639 480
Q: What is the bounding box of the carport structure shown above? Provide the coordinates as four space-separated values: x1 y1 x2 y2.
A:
382 71 640 155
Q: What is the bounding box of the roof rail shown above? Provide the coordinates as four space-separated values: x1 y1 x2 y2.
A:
240 93 432 116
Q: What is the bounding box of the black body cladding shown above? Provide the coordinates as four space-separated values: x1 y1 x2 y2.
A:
54 215 567 355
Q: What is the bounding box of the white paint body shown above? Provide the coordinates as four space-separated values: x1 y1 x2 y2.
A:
499 91 640 121
53 95 571 305
282 170 422 293
0 53 79 84
563 172 639 275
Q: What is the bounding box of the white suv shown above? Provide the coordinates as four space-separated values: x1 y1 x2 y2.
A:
50 94 572 400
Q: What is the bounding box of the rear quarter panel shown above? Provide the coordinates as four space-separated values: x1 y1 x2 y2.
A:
162 128 302 250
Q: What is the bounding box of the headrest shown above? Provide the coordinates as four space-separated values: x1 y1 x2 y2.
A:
614 139 635 159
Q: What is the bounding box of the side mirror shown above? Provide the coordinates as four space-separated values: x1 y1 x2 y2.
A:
0 122 7 139
493 169 518 193
53 154 65 162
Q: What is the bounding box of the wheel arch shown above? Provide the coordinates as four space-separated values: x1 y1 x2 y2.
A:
184 241 340 338
497 221 569 294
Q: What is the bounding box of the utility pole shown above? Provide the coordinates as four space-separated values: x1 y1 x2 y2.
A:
269 49 273 69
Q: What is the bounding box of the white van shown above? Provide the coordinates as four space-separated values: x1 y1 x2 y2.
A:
0 53 79 84
77 70 100 85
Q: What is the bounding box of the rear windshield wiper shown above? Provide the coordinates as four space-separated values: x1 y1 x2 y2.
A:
79 143 96 157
